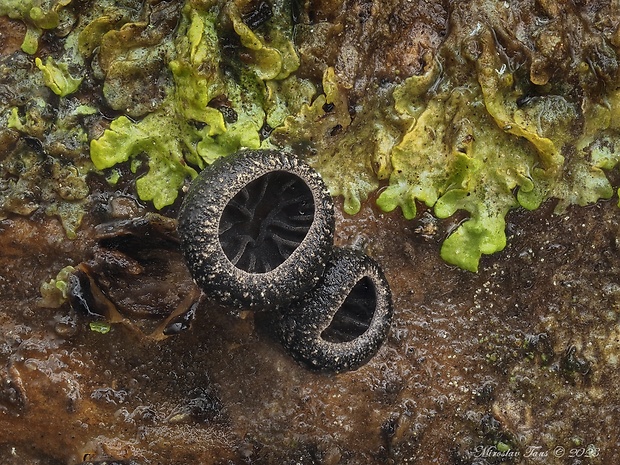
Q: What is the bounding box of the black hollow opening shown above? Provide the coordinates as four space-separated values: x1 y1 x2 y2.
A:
321 276 377 343
218 171 315 273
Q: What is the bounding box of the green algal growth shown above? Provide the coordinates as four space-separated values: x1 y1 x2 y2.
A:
377 33 543 271
38 265 75 308
5 0 619 271
374 25 620 271
35 56 83 97
7 107 24 131
89 321 111 334
495 441 512 453
3 99 92 238
0 0 73 53
91 113 198 209
90 1 306 208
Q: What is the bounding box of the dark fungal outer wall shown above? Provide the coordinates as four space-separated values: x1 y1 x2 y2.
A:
1 1 620 464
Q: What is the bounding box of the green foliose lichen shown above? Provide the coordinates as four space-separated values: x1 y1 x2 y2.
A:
1 95 92 238
89 321 112 334
374 23 620 271
90 1 309 208
35 56 83 97
3 0 620 271
38 265 75 308
0 0 73 53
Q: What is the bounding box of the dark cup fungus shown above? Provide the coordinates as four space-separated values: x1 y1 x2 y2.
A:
274 247 393 373
177 149 335 308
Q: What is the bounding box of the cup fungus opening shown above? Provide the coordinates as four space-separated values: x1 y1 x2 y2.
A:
320 276 376 343
218 170 315 274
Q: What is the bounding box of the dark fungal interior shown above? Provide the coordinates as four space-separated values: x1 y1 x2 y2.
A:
321 276 376 343
218 171 315 273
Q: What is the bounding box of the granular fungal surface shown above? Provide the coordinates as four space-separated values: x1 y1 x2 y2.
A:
1 0 620 464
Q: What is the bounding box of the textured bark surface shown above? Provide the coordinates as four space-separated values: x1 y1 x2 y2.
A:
1 1 620 464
